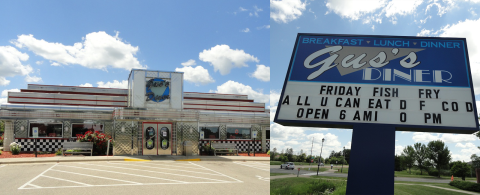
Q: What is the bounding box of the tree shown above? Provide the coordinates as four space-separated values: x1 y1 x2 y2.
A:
297 153 306 162
0 120 4 134
451 161 471 180
413 143 429 175
402 145 415 173
395 155 405 171
471 154 480 169
280 155 288 163
427 140 452 178
343 149 351 164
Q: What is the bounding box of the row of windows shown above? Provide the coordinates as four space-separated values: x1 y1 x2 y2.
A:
26 123 271 140
28 123 104 138
201 126 270 140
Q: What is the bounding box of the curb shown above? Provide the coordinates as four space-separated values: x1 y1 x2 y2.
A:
0 156 269 164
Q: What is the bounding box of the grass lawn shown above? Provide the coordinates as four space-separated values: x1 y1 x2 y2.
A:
272 176 474 195
270 173 291 176
270 161 319 165
302 167 328 172
334 168 348 174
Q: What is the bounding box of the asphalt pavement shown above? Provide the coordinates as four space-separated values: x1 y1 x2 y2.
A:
1 160 269 195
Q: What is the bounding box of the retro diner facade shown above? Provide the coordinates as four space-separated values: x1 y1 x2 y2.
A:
0 69 270 156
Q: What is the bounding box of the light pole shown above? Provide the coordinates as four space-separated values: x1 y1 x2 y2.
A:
341 146 345 173
317 138 325 176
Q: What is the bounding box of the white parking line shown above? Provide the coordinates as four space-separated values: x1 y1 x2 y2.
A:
51 169 143 184
56 164 187 183
256 175 270 181
107 161 222 176
41 175 92 186
0 165 6 168
189 162 243 183
233 162 269 171
18 161 243 190
79 162 231 183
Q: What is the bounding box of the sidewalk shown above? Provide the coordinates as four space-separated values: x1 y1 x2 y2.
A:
0 155 269 165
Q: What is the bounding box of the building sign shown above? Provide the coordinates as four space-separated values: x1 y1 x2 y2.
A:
145 78 170 102
274 33 478 133
32 127 38 138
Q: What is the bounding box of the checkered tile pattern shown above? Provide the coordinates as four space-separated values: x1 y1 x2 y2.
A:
15 138 76 152
199 140 262 152
266 140 270 151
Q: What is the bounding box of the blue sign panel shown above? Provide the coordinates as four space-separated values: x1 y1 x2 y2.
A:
274 33 478 133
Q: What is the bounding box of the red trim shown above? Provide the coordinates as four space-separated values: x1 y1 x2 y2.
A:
184 103 264 108
185 92 248 96
9 96 127 103
20 89 127 96
200 139 262 142
184 97 253 102
184 107 265 112
28 84 128 90
8 101 126 107
16 138 71 140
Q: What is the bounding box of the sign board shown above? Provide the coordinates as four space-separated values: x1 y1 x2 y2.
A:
252 131 257 139
32 127 38 138
274 33 478 133
200 131 204 140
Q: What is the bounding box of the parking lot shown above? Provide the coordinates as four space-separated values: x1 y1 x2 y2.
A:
1 161 269 195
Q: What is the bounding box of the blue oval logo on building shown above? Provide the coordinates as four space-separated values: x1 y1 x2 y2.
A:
145 78 170 102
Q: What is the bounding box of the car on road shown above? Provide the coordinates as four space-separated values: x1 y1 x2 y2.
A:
280 162 295 170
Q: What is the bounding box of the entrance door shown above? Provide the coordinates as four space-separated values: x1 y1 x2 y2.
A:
142 122 172 155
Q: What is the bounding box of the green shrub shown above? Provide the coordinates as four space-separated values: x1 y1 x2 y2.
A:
428 169 439 176
450 180 480 192
0 150 2 155
55 149 62 156
310 180 337 194
9 142 21 155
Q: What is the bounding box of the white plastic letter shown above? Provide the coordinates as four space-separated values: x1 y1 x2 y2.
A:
400 52 420 68
304 46 342 80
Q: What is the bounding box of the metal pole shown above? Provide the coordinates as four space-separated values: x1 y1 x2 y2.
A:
107 140 111 156
35 138 37 158
254 138 256 157
317 138 325 176
341 147 345 173
309 137 314 171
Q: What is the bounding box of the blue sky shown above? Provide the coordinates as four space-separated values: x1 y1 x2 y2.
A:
0 1 270 104
270 0 480 162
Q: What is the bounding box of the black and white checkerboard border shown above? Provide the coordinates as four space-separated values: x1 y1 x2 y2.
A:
14 139 76 152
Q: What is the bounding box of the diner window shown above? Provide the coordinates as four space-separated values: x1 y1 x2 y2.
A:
266 130 270 140
200 126 219 139
29 123 63 138
72 124 104 138
226 127 251 139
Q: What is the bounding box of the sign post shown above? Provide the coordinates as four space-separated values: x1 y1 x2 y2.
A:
274 33 478 195
32 127 38 158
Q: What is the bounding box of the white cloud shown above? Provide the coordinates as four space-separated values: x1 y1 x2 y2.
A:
325 0 386 20
175 66 215 86
25 75 42 83
35 61 43 65
253 5 263 17
384 0 423 17
270 0 306 23
250 65 270 82
452 142 480 161
211 80 268 103
0 88 20 104
344 141 352 149
199 45 259 75
79 83 93 87
395 145 404 155
12 31 146 71
432 18 480 94
241 28 250 33
181 59 196 66
412 132 477 143
239 7 248 12
97 80 128 89
1 89 20 97
425 0 456 16
0 46 33 86
257 25 270 30
270 90 281 108
417 28 433 36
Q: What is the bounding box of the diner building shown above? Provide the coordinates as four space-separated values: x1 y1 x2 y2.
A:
0 69 270 156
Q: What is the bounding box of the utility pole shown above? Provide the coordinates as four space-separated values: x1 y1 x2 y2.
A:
317 138 325 176
341 146 345 173
309 137 314 170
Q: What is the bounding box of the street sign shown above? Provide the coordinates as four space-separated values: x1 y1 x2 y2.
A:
274 33 478 133
32 127 38 138
252 131 257 139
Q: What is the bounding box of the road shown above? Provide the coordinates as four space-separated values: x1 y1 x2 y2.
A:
271 165 454 183
0 161 269 195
